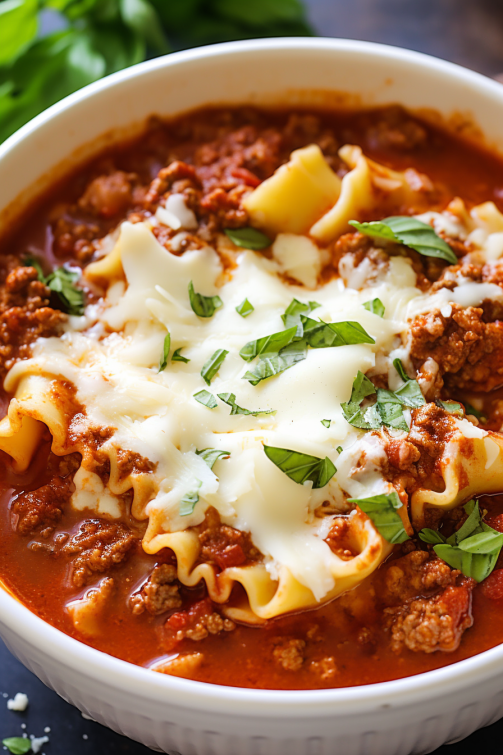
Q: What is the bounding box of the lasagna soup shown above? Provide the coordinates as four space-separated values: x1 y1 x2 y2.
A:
4 105 503 689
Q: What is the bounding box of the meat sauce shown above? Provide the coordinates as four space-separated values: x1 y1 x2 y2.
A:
3 105 503 689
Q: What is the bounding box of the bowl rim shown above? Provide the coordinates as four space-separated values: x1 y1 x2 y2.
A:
2 35 503 716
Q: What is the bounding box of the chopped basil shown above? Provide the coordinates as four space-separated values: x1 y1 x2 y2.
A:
242 340 307 385
45 266 85 315
217 392 275 417
240 326 298 362
236 298 254 317
2 739 32 755
302 317 375 349
188 281 223 318
336 445 343 454
321 419 331 428
464 402 486 422
393 357 410 382
201 349 228 385
196 448 230 469
392 381 425 408
193 389 218 409
172 348 190 363
349 216 457 265
435 399 464 417
224 227 271 250
282 298 321 334
348 491 409 544
341 371 378 429
375 391 409 432
263 445 336 489
419 501 503 582
158 333 170 372
23 254 45 281
179 480 202 517
363 298 385 317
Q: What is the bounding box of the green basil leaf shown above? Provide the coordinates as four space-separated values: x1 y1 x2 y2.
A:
281 298 321 334
196 448 230 469
224 227 271 250
435 399 464 417
464 402 486 422
393 357 410 382
363 298 385 317
193 389 218 409
302 317 375 348
2 738 32 755
46 266 85 315
348 491 409 544
236 298 254 317
158 332 170 372
393 380 426 408
446 500 482 545
242 340 307 385
458 528 503 554
349 371 376 404
171 348 190 363
179 480 202 516
239 326 298 361
434 543 500 583
349 216 457 265
336 445 343 453
188 281 223 318
263 445 336 489
321 419 331 428
201 348 228 385
418 528 447 545
376 389 409 431
0 0 38 67
119 0 169 53
341 401 380 430
217 392 276 417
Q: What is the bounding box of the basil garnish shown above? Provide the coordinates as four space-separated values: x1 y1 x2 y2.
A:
2 739 32 755
349 216 457 265
263 445 336 489
348 491 409 544
188 281 223 318
179 480 202 517
201 349 228 385
236 298 254 317
224 227 271 250
464 402 486 422
193 389 218 408
393 357 410 382
196 448 230 469
159 333 170 372
419 501 503 582
435 399 464 417
282 298 321 335
363 298 385 317
240 326 298 362
321 419 331 428
375 390 409 431
172 348 190 363
302 317 375 349
336 445 343 453
217 393 275 416
243 340 307 385
341 371 378 429
26 259 85 316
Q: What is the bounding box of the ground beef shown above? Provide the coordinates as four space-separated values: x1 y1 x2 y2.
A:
78 170 135 219
196 507 260 570
383 551 459 605
325 517 358 560
161 597 235 652
12 454 80 535
114 448 157 483
309 656 337 681
0 263 66 378
272 638 306 671
61 518 136 587
408 303 503 392
386 584 473 653
130 564 181 616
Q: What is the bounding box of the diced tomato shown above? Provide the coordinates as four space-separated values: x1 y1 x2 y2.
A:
214 543 246 570
230 167 261 187
486 514 503 533
481 569 503 600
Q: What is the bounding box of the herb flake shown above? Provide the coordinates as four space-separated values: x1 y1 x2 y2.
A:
201 349 228 385
2 739 32 755
225 227 271 250
188 281 223 318
179 480 202 517
363 298 385 317
236 298 254 317
217 392 275 417
196 448 230 469
264 445 336 489
193 389 218 409
172 348 190 363
158 332 170 372
348 491 409 544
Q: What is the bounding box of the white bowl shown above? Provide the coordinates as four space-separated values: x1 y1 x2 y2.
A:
2 38 503 755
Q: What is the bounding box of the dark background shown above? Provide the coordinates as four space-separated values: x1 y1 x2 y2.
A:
3 0 503 753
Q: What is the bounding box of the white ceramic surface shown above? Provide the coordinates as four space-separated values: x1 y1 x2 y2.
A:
2 38 503 755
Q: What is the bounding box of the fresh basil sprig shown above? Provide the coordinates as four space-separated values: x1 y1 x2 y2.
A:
217 393 276 417
363 298 385 317
349 216 457 265
159 333 170 372
188 281 223 318
172 348 190 363
264 445 336 489
196 448 230 469
179 480 202 517
419 501 503 582
348 491 409 544
2 739 32 755
225 227 271 250
201 349 228 385
236 298 254 317
193 389 218 409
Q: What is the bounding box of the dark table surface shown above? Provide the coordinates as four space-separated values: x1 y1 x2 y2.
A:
3 1 503 753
